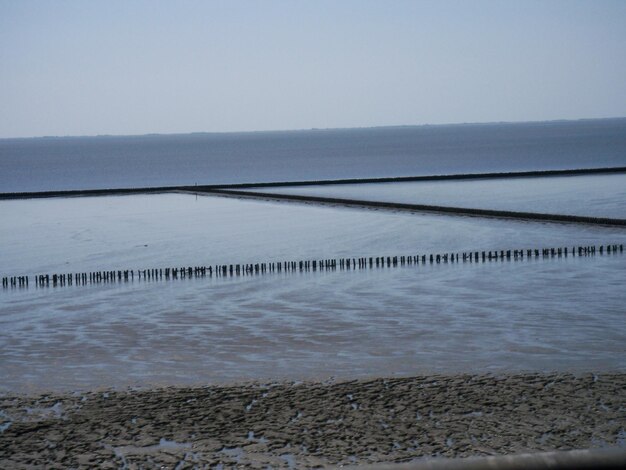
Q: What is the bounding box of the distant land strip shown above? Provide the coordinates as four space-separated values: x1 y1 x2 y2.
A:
205 188 626 227
1 166 625 200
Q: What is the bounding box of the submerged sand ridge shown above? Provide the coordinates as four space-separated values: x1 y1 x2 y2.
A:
1 372 624 468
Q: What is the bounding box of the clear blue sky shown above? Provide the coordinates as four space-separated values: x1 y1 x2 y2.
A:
1 0 625 138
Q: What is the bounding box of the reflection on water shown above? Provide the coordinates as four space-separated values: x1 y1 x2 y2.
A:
1 193 625 392
257 173 626 219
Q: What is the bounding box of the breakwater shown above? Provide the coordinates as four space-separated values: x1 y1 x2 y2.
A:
1 166 624 200
205 188 626 227
2 243 622 290
208 166 626 189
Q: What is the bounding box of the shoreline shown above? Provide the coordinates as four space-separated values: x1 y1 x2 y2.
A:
2 372 624 468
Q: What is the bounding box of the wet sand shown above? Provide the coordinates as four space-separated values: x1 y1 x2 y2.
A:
1 372 624 468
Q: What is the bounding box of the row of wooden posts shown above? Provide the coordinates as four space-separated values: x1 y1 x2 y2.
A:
1 243 623 290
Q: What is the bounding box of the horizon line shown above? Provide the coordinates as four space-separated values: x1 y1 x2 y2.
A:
2 116 625 141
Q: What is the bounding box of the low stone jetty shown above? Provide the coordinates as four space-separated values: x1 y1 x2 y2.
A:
2 166 625 200
2 243 623 290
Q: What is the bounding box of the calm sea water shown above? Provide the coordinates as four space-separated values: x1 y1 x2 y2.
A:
259 173 626 219
1 118 626 192
1 120 625 392
2 193 624 274
1 194 625 391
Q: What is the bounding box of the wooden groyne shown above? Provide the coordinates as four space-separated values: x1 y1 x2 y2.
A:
2 243 623 290
1 166 624 200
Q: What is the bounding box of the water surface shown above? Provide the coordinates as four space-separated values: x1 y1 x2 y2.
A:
2 118 625 192
1 192 624 274
251 173 626 219
1 256 624 393
1 193 625 392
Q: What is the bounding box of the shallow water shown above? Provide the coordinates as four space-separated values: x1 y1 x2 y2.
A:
1 255 624 392
1 193 625 392
249 173 626 219
1 192 625 274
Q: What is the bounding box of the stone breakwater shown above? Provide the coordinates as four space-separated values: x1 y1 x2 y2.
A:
2 243 623 290
0 373 624 468
2 166 624 200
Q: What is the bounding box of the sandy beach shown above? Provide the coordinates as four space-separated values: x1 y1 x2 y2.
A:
1 372 624 468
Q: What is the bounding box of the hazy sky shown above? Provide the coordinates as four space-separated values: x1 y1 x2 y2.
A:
1 0 625 138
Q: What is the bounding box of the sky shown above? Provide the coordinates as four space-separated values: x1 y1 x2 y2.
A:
1 0 625 138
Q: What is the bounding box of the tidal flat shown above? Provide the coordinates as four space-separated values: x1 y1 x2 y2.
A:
1 193 626 392
1 373 624 468
1 184 625 467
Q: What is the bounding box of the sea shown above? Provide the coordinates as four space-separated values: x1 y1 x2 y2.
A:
1 118 626 192
1 118 625 392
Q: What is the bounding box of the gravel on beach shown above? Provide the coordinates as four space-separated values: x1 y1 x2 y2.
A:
1 372 624 468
